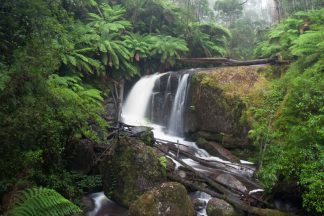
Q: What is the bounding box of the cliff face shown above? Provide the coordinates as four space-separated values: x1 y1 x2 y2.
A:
185 66 269 148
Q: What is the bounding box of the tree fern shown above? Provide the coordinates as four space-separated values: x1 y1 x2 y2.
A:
87 4 131 34
123 33 152 61
186 22 230 57
7 187 82 216
149 35 189 65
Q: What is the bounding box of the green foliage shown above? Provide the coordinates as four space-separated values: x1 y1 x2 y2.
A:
250 9 324 214
7 187 81 216
255 9 324 60
149 35 189 66
0 1 232 214
158 156 167 176
35 171 102 200
186 22 230 57
123 33 152 62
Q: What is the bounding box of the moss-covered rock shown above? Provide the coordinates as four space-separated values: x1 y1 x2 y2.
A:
130 126 155 147
207 198 239 216
129 182 194 216
185 66 268 147
101 136 165 207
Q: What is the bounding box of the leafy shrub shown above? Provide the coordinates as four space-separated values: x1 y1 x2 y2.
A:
250 9 324 213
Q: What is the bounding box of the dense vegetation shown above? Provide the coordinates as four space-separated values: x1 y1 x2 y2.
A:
0 0 230 213
0 0 323 215
250 8 324 214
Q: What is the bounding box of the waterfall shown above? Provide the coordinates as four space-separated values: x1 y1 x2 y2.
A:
122 73 161 126
113 71 259 216
167 74 190 136
122 72 192 136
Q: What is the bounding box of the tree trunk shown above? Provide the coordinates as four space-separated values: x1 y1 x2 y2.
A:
117 79 124 127
178 57 285 66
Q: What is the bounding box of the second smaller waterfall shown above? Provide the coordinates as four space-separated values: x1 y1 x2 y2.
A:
167 74 190 136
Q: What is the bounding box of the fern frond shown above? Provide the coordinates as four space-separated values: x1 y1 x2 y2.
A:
7 187 81 216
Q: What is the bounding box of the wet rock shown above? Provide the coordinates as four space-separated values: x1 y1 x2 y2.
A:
81 196 95 212
192 198 206 211
101 137 165 207
129 182 194 216
194 131 248 149
196 138 240 162
131 126 154 147
166 157 176 173
185 66 267 146
103 96 117 122
207 198 239 216
211 173 247 193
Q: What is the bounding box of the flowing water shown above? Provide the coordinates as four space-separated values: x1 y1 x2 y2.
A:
167 73 190 136
88 71 260 216
122 73 162 126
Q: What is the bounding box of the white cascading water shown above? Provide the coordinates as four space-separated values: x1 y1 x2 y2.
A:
87 192 107 216
122 73 162 126
167 74 189 136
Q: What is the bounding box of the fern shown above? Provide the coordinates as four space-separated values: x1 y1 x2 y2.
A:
254 8 324 59
149 35 189 65
123 33 152 61
7 187 81 216
186 22 230 57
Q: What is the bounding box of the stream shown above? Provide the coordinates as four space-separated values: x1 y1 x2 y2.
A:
87 71 263 216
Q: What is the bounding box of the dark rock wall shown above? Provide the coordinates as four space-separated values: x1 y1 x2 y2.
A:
184 66 267 148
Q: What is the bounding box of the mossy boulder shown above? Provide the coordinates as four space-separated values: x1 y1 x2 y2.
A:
129 182 194 216
101 137 165 207
185 66 268 146
130 126 155 147
207 198 239 216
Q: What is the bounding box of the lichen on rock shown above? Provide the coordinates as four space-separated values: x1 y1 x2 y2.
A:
185 66 269 148
129 182 195 216
207 198 240 216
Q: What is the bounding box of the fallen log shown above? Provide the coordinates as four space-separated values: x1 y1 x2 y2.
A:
168 174 294 216
178 57 289 66
156 145 295 216
163 142 256 179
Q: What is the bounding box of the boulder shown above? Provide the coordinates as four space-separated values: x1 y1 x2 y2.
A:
194 131 248 149
192 198 206 211
131 126 155 147
129 182 194 216
211 173 247 193
185 66 267 147
101 137 165 207
196 138 240 162
207 198 239 216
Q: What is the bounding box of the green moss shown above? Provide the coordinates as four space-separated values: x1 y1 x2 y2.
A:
129 182 194 216
102 137 164 207
139 130 155 147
